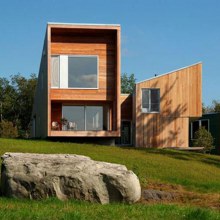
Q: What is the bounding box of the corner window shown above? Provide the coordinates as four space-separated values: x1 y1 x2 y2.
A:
142 88 160 113
51 55 98 89
191 119 209 139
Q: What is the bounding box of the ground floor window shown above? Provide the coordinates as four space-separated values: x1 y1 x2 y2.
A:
190 119 209 139
62 105 106 131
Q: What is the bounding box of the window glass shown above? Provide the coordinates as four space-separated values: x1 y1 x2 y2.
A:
191 119 209 139
201 120 209 131
142 88 160 113
68 56 98 88
62 106 85 130
142 89 150 109
86 106 103 130
151 89 160 112
192 121 199 139
62 106 105 131
51 56 59 87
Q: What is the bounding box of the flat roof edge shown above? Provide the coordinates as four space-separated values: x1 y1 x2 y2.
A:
47 22 120 27
136 62 202 85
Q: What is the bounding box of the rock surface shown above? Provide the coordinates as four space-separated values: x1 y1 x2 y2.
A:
142 189 177 201
1 153 141 204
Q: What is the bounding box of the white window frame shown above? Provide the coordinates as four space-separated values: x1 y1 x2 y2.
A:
51 55 99 89
190 119 210 140
141 88 160 113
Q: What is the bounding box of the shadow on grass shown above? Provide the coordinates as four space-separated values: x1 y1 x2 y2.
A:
119 146 220 169
201 157 220 169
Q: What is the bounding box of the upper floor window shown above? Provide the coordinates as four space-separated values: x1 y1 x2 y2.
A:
142 88 160 113
51 55 98 89
51 56 60 88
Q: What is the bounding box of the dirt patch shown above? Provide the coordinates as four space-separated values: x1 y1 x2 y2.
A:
140 181 220 210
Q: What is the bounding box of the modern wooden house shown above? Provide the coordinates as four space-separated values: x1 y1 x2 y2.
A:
31 23 121 144
31 23 202 148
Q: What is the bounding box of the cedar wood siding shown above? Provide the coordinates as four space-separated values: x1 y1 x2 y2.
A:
120 94 132 121
47 24 121 137
135 63 202 148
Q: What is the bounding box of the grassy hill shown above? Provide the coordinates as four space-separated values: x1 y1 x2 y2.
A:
0 138 219 219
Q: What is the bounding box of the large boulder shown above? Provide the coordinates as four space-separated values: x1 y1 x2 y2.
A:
1 153 141 204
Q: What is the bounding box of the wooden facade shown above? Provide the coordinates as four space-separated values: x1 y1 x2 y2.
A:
120 94 132 121
31 23 121 139
134 63 202 148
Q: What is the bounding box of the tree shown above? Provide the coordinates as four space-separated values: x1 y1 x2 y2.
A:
0 73 37 137
193 127 214 153
203 100 220 113
11 73 37 135
0 120 18 138
121 73 136 94
212 100 220 113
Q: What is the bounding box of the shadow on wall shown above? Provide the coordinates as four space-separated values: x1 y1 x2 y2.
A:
136 78 187 148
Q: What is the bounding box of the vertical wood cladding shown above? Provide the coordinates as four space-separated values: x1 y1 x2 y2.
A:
50 29 117 101
135 63 202 148
120 94 132 121
47 25 120 136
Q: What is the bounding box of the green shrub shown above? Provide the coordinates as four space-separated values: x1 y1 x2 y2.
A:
193 127 214 153
0 120 18 138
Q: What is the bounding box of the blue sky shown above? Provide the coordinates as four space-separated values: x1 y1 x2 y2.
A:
0 0 219 105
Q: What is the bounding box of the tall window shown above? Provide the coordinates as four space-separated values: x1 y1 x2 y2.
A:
51 55 98 89
51 56 60 88
142 88 160 113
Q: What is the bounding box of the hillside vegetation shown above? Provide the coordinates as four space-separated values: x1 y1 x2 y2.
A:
0 138 219 219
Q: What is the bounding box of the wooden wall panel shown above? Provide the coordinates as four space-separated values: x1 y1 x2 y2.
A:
50 34 116 102
51 103 62 125
135 63 202 148
120 94 132 121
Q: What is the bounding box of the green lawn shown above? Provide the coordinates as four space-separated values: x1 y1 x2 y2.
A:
0 138 219 219
1 138 219 192
0 198 219 220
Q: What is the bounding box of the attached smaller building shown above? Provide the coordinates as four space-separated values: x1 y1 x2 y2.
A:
133 63 202 148
190 113 220 154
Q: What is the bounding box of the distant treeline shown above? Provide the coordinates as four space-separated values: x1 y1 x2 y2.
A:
0 74 37 138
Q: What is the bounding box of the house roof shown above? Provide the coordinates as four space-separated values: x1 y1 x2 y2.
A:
203 112 220 115
136 62 202 85
47 22 120 27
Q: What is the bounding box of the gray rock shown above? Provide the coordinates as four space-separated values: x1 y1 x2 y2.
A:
142 189 177 201
1 153 141 204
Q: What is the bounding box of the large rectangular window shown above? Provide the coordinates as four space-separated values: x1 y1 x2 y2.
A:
51 55 98 89
142 88 160 113
62 106 104 131
68 56 98 88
